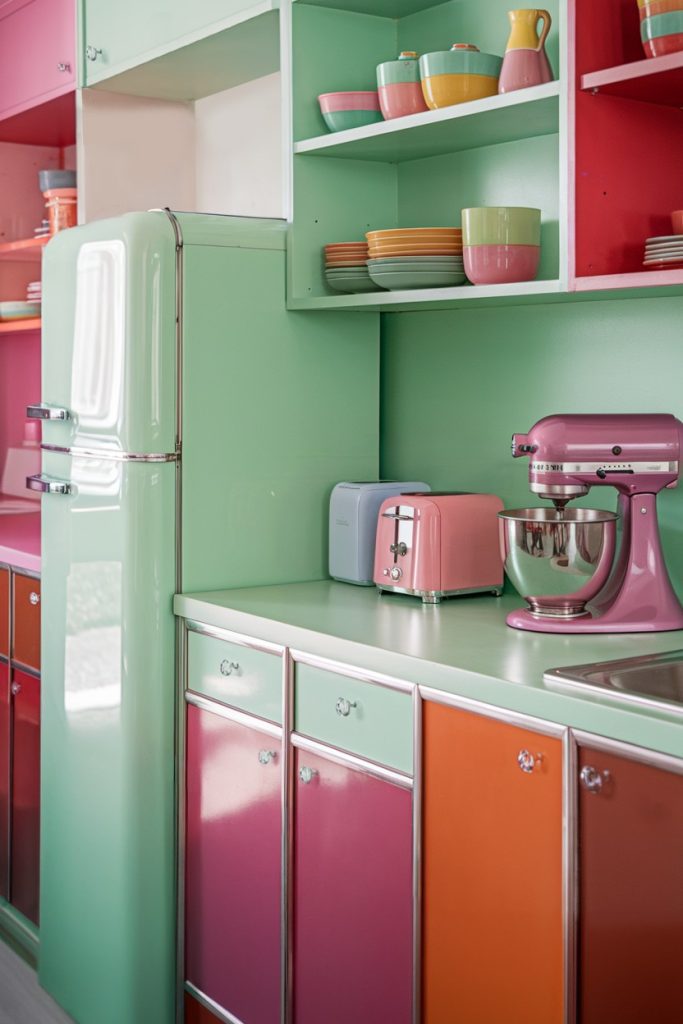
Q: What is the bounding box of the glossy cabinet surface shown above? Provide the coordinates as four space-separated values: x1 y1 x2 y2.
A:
0 569 8 658
184 993 221 1024
294 663 413 773
187 629 282 724
12 574 40 673
293 747 413 1024
10 668 40 925
185 704 281 1023
423 701 564 1024
0 661 9 903
578 744 683 1024
0 0 75 120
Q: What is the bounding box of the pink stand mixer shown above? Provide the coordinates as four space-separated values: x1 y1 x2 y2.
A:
499 413 683 633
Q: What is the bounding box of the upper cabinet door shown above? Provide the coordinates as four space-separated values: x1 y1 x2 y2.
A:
0 569 8 659
423 701 565 1024
0 0 75 120
578 744 683 1024
82 0 261 85
293 748 413 1024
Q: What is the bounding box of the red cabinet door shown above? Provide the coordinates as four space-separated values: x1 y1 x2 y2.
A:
423 701 565 1024
0 0 75 121
0 660 9 902
12 574 40 673
184 992 222 1023
293 748 413 1024
10 668 40 924
185 704 282 1023
578 744 683 1024
0 569 8 658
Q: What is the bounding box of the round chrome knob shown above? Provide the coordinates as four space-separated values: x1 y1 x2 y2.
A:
335 696 357 717
258 749 276 766
299 766 318 785
85 45 102 61
57 62 71 73
390 567 403 581
29 591 40 606
10 683 21 697
517 749 542 774
580 765 608 794
220 660 239 677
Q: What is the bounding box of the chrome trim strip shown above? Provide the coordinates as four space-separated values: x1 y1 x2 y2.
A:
6 567 14 901
160 208 184 455
412 686 422 1024
13 567 39 582
570 729 683 775
291 733 414 790
186 619 285 657
419 685 568 738
9 661 40 681
378 583 502 602
530 460 677 474
291 649 415 695
185 692 282 740
40 443 178 463
184 982 246 1024
564 731 577 1024
0 897 38 950
283 650 294 1024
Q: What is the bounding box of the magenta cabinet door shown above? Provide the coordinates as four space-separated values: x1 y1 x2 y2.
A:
0 0 75 120
185 704 282 1023
293 748 413 1024
10 669 40 925
0 661 9 903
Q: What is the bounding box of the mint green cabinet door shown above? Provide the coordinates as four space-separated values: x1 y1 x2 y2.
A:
82 0 258 85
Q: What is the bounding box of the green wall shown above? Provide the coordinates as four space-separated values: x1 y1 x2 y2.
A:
380 296 683 593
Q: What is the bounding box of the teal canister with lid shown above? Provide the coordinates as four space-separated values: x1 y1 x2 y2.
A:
376 51 429 120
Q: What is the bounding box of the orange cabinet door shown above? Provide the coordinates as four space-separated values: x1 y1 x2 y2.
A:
423 701 565 1024
12 575 40 673
0 568 8 659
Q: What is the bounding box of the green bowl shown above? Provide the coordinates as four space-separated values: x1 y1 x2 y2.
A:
368 268 467 289
462 207 541 246
321 109 384 133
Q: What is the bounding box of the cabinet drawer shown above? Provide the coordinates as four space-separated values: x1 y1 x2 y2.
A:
13 575 41 673
0 568 8 659
294 663 413 774
186 629 282 725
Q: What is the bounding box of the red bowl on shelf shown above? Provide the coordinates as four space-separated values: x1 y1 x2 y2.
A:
463 244 540 285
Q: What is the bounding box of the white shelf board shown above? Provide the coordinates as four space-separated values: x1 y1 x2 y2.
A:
287 278 563 312
294 81 560 163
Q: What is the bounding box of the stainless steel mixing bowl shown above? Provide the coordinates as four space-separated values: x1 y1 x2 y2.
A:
498 507 619 617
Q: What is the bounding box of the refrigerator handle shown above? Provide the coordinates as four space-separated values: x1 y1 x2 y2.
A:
27 403 71 421
26 474 73 496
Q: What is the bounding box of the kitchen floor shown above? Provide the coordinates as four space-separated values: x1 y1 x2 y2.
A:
0 939 73 1023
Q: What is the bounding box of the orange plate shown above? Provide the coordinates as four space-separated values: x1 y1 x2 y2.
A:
369 246 463 256
367 227 461 238
326 256 369 265
324 243 368 251
367 235 462 245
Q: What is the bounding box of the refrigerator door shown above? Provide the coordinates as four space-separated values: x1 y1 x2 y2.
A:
37 450 176 1024
37 213 177 456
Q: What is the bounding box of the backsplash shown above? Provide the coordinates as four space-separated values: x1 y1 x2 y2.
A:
380 295 683 594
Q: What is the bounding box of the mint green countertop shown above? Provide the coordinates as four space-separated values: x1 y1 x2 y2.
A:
175 582 683 759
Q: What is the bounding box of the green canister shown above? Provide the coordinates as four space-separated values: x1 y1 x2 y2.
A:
376 51 429 119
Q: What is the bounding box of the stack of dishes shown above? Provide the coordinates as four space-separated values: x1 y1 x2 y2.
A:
0 300 41 321
366 228 465 290
639 0 683 58
34 219 50 239
323 242 379 293
643 234 683 269
26 281 42 305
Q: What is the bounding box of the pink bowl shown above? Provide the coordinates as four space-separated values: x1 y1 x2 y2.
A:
672 210 683 233
463 244 540 285
378 82 429 120
318 91 380 113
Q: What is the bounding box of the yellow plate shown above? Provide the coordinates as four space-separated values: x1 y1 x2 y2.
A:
367 227 461 238
369 245 463 256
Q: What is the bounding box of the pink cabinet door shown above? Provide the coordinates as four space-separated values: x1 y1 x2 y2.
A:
185 704 281 1023
10 668 40 924
0 0 75 121
293 748 413 1024
0 661 9 903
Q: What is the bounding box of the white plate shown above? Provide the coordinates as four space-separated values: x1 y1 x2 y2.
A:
645 234 683 244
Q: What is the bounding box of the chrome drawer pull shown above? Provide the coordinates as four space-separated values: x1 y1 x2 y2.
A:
10 683 21 697
219 660 240 677
26 474 72 495
86 45 102 61
580 765 609 794
299 766 318 785
26 403 71 421
517 749 543 774
57 62 71 73
29 592 40 606
335 697 357 717
258 749 277 766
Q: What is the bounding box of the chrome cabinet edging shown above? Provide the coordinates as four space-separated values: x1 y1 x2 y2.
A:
40 444 178 463
176 622 188 1024
564 732 577 1024
291 733 413 790
184 982 247 1024
419 685 568 738
186 619 285 658
291 649 415 695
283 650 294 1024
185 692 282 740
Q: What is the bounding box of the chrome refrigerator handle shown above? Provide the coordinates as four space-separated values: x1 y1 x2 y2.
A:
27 403 71 421
26 474 72 495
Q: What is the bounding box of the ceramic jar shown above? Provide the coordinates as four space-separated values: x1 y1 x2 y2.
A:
419 44 502 109
377 51 429 119
462 207 541 285
498 9 554 94
639 1 683 58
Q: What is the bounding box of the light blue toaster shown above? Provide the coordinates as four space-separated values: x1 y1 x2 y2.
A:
329 481 430 585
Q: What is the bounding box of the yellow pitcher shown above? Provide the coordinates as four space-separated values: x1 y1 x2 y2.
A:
499 9 554 93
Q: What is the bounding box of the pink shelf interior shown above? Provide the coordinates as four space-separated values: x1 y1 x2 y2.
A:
0 511 40 573
0 91 75 148
0 237 48 262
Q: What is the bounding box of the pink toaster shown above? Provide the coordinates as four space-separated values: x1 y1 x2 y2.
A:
373 492 504 604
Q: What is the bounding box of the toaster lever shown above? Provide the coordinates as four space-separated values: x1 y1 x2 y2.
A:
381 511 414 521
390 542 408 556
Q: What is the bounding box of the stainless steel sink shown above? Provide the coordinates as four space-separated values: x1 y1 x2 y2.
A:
544 650 683 719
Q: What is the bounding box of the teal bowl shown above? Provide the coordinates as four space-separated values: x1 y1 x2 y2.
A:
641 10 683 39
321 109 384 133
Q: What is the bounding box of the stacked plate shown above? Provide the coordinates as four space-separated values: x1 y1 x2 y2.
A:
34 219 50 239
323 241 379 293
643 235 683 269
366 227 466 289
26 281 42 304
0 300 41 321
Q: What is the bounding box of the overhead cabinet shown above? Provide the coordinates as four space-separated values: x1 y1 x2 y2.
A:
0 0 75 123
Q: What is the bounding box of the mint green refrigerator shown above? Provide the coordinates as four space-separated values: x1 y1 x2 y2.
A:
30 212 379 1024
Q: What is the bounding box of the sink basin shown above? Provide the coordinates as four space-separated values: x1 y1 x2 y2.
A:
544 650 683 719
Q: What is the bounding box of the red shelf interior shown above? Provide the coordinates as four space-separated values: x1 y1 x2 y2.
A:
574 0 683 280
0 238 48 262
0 91 75 148
0 319 41 335
582 52 683 106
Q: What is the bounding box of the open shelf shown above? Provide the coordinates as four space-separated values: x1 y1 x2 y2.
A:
581 51 683 107
574 268 683 292
0 510 41 575
295 82 560 162
0 92 76 148
0 238 48 262
288 278 563 311
0 319 41 335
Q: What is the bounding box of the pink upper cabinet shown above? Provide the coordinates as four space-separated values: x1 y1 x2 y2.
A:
0 0 75 123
